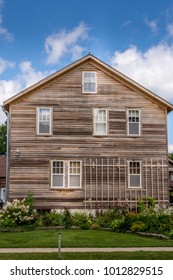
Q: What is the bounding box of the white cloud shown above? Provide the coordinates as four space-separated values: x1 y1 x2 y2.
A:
0 57 15 74
0 61 51 105
145 18 158 33
167 23 173 38
110 43 173 101
169 144 173 153
45 22 89 64
18 61 51 88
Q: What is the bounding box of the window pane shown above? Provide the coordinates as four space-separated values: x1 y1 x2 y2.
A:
53 161 64 174
53 175 64 187
69 175 80 187
95 123 106 135
130 175 140 187
39 122 50 133
84 83 95 92
129 123 139 135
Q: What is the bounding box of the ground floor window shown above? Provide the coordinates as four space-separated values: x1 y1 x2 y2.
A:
128 160 142 188
170 190 173 203
0 188 5 203
51 160 82 189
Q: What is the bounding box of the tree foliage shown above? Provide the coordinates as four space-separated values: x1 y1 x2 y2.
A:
169 153 173 161
0 122 7 155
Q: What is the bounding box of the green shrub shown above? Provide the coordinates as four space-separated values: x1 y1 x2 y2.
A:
110 218 123 231
118 212 138 232
137 197 156 213
24 191 35 215
130 221 146 232
37 210 64 227
96 209 116 228
72 212 92 229
90 223 100 230
62 208 72 229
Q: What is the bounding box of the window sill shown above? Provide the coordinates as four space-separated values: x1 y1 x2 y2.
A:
50 187 83 190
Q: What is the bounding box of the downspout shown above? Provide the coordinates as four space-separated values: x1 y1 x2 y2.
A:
2 106 10 206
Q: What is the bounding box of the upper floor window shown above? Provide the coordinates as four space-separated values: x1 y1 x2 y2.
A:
93 108 108 136
128 161 142 188
127 109 141 136
82 72 97 93
37 107 52 135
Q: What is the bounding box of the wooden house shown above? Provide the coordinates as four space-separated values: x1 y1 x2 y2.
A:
3 54 173 211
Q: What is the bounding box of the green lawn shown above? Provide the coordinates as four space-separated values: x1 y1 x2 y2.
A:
0 229 173 248
0 251 173 260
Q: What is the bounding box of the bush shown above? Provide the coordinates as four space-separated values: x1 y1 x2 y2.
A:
62 208 72 229
110 218 123 231
36 210 65 227
0 199 36 227
137 197 156 213
130 221 146 232
118 212 138 232
140 213 172 234
72 212 92 229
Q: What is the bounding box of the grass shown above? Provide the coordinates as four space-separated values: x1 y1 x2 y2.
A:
0 251 173 260
0 229 173 248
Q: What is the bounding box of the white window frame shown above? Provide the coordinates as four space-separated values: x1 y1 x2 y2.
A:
51 160 65 189
170 174 173 181
93 108 108 136
0 188 5 203
128 160 142 188
82 71 97 93
68 160 82 188
37 107 52 135
127 109 141 136
51 160 82 189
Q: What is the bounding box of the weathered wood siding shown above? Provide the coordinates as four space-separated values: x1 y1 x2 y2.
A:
8 61 169 209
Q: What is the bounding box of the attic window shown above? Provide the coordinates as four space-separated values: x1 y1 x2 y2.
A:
37 107 52 135
82 72 97 93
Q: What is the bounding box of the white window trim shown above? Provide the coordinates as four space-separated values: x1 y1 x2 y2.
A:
93 108 108 136
128 160 142 188
51 160 65 189
127 109 141 136
0 188 5 203
51 160 82 189
68 160 82 189
36 107 53 135
82 71 97 93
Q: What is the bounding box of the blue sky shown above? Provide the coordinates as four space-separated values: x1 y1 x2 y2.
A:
0 0 173 151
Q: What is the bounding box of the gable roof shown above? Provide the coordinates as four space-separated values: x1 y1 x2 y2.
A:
3 54 173 113
0 156 6 178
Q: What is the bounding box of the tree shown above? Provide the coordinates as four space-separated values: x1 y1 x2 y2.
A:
169 153 173 161
0 122 7 155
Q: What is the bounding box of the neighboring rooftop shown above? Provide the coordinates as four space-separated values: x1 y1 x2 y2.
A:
0 156 6 177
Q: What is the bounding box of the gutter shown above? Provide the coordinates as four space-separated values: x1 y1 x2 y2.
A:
2 106 9 206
